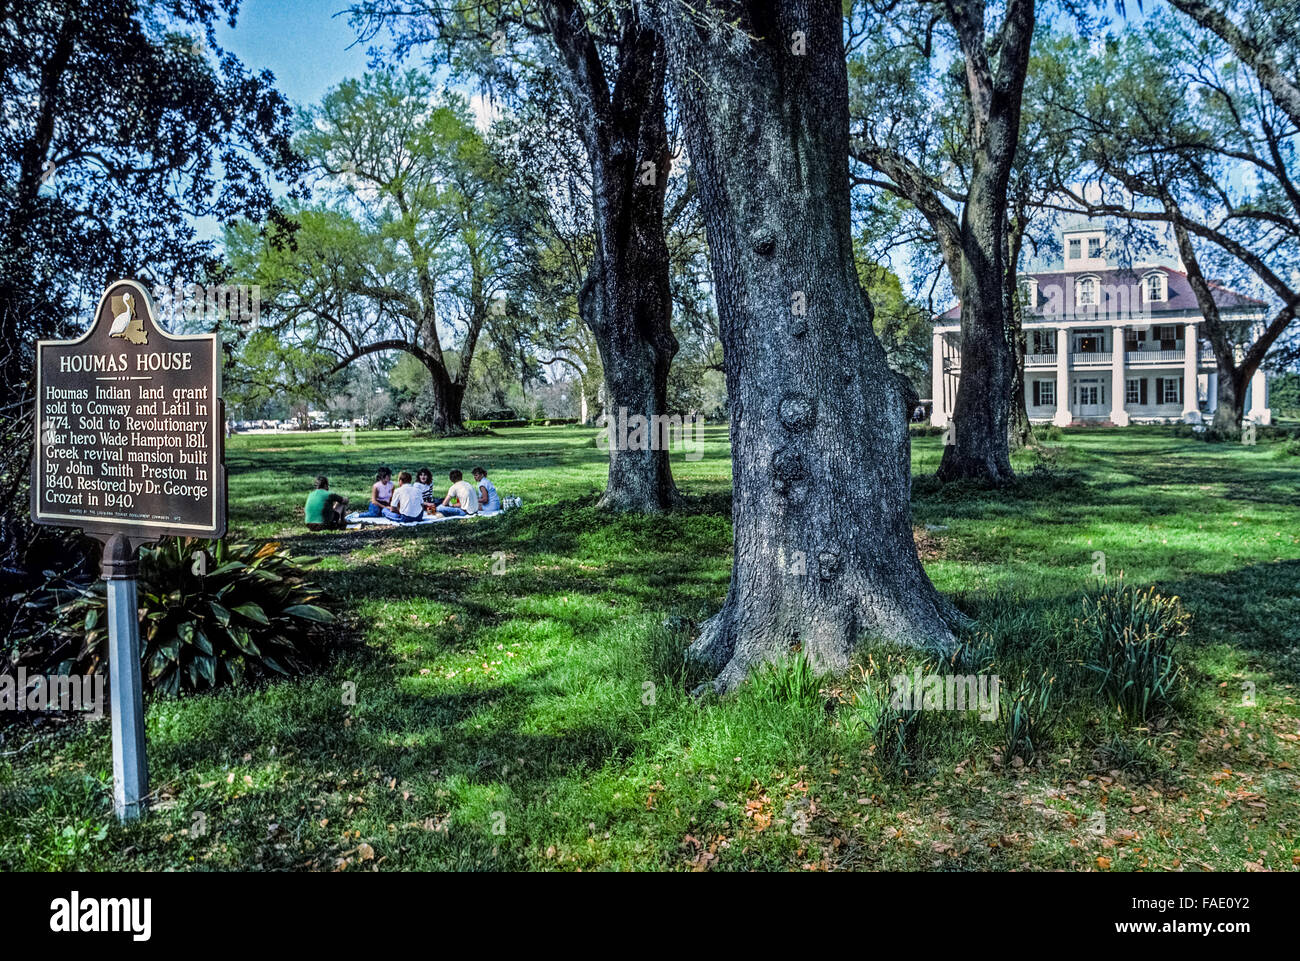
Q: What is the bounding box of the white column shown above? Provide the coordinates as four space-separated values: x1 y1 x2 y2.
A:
1182 322 1198 420
1207 370 1218 414
930 330 948 427
1110 323 1129 426
1248 366 1270 425
1052 326 1072 426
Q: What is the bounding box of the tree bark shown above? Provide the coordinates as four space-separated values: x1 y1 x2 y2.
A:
583 259 679 509
662 0 956 692
544 1 681 512
940 237 1016 481
428 365 466 434
1005 208 1034 449
935 0 1035 484
1209 369 1247 437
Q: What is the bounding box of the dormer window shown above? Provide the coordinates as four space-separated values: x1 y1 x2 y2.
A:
1088 236 1102 259
1143 271 1167 303
1068 238 1082 260
1019 277 1038 308
1076 276 1099 307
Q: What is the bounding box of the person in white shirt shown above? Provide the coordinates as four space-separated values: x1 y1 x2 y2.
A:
383 471 426 523
434 469 480 517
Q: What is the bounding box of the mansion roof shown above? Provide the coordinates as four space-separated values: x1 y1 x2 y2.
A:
938 267 1266 322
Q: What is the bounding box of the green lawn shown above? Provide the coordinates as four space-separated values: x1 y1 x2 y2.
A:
2 425 1298 871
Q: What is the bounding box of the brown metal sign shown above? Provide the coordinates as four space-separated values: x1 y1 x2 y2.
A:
31 279 227 540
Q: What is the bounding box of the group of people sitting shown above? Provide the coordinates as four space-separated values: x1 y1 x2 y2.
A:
304 466 501 531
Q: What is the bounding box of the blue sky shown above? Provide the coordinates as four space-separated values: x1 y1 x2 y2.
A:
215 0 372 110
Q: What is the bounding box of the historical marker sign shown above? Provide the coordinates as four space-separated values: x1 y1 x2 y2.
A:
32 279 227 539
32 279 228 821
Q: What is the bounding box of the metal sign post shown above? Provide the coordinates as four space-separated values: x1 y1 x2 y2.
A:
102 533 148 820
32 280 226 822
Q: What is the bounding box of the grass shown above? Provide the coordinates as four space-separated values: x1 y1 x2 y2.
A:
1 424 1298 871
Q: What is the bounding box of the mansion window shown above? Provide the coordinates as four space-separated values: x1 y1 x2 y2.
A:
1144 272 1167 302
1125 379 1145 405
1077 277 1098 306
1030 329 1055 354
1160 377 1181 404
1088 236 1102 258
1068 238 1082 260
1033 380 1055 407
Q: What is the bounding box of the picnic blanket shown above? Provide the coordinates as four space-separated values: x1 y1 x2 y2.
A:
344 497 520 530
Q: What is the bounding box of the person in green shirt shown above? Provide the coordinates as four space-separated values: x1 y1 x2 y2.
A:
304 476 349 531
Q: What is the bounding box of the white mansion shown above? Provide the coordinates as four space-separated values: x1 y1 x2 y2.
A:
930 222 1272 427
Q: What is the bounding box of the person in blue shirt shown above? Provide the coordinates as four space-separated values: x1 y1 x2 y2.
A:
472 466 502 513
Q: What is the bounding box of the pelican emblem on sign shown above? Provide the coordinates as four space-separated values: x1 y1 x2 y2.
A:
108 292 148 345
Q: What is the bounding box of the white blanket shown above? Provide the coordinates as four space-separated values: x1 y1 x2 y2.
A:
344 500 517 530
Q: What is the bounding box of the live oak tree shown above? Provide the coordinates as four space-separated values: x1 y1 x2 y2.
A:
0 0 300 572
237 74 523 433
1045 17 1299 435
658 0 956 691
846 0 1037 484
351 0 684 511
1165 0 1300 134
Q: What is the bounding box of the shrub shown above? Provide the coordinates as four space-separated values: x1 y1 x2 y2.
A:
872 697 925 778
947 630 997 675
1035 424 1064 442
1081 579 1189 721
49 538 335 695
1001 670 1058 762
464 418 528 429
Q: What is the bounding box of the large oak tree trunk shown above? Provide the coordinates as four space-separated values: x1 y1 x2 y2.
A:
933 0 1033 483
545 2 681 512
1006 216 1034 450
938 191 1016 483
583 261 679 510
427 364 466 434
663 0 955 692
1209 366 1247 438
583 154 681 510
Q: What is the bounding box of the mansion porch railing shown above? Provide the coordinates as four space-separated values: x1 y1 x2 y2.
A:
1072 351 1113 367
1126 349 1186 364
959 346 1203 373
1018 349 1190 368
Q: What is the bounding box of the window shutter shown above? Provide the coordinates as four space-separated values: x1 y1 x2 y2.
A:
1156 377 1164 403
1033 381 1041 406
1179 376 1184 404
1140 378 1148 405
